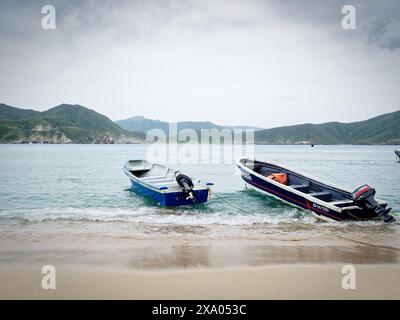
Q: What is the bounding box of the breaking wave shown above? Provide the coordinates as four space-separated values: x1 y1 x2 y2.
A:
0 206 395 230
0 206 312 225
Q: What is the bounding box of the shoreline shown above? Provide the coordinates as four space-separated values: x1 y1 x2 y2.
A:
1 236 400 269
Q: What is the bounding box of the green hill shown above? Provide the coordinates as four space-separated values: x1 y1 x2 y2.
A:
0 103 40 120
254 110 400 144
0 104 143 144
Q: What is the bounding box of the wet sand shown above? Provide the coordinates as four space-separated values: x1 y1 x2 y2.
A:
1 236 400 268
1 234 400 299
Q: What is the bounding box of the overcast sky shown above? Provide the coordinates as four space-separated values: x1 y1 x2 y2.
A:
0 0 399 128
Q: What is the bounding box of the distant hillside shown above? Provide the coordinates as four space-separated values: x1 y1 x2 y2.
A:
116 116 261 136
0 104 39 120
116 110 400 145
254 110 400 145
0 104 143 144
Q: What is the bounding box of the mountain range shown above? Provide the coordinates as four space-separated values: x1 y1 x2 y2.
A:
117 110 400 145
1 103 399 144
116 116 260 134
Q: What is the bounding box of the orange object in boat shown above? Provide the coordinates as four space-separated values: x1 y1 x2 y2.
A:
267 173 288 185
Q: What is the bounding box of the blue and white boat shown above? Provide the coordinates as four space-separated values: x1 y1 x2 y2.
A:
237 158 394 223
124 160 213 206
395 149 400 161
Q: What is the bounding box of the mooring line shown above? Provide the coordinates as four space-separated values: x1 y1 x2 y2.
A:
336 234 400 251
211 191 254 215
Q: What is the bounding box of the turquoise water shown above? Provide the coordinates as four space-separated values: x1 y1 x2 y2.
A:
0 144 399 240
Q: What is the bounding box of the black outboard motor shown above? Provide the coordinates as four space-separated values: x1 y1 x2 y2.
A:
352 185 394 223
175 171 195 201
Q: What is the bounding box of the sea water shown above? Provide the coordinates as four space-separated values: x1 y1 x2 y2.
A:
0 144 399 243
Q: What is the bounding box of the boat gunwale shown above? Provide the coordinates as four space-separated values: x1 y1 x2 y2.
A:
123 166 167 193
237 157 389 212
239 157 353 191
123 161 209 194
238 157 388 209
244 181 337 222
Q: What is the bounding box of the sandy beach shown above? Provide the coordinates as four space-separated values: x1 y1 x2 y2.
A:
1 264 400 299
1 233 400 299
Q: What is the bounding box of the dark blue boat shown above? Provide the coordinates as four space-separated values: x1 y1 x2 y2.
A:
395 150 400 161
124 160 213 206
237 158 394 223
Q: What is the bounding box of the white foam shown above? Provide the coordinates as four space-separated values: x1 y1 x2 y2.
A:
1 206 308 226
1 206 396 229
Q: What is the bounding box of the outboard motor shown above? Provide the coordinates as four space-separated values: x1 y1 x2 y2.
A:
352 185 394 223
175 171 195 201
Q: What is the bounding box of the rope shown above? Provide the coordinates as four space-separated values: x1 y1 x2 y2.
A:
211 191 254 215
336 234 400 251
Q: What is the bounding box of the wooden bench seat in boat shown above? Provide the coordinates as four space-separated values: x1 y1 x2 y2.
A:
139 175 169 180
154 182 179 187
288 184 309 192
138 168 171 181
308 191 332 201
329 199 354 207
143 178 174 184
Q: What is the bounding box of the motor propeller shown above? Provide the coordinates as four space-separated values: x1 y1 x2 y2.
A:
175 171 195 201
352 185 395 223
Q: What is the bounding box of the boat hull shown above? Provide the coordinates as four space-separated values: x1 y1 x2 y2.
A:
239 168 345 221
123 160 211 206
237 159 384 222
129 177 210 206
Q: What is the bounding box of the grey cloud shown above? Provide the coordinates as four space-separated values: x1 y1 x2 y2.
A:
3 0 400 50
366 14 400 50
268 0 400 50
